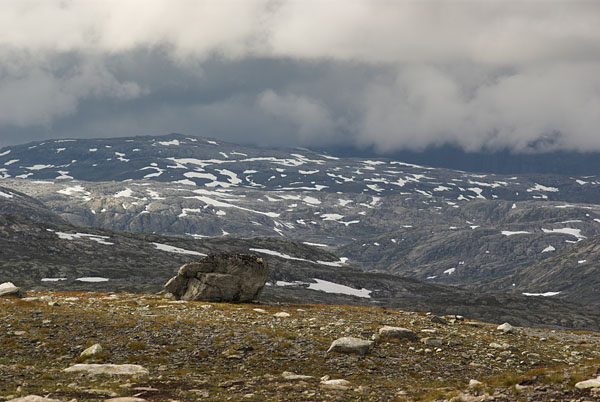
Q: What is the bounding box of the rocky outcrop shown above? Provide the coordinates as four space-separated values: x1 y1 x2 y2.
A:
164 254 269 302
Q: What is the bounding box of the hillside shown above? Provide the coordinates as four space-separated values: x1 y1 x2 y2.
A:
2 292 600 401
2 133 600 305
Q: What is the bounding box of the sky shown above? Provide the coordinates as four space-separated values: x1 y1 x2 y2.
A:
0 0 599 154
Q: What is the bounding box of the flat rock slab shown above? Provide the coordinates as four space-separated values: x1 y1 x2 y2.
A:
327 337 373 355
378 326 417 340
63 364 148 376
7 396 61 402
575 377 600 389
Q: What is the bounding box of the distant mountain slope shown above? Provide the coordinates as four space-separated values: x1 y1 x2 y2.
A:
1 211 600 330
485 235 600 305
0 185 65 224
1 133 600 203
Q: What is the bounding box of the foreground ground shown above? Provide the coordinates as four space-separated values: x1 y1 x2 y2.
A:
1 292 600 401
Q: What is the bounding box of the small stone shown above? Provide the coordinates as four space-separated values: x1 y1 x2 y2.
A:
253 308 267 314
378 326 417 340
327 337 373 355
282 371 313 380
273 312 291 318
105 398 148 402
320 379 351 390
497 322 514 333
430 316 448 325
80 343 103 359
469 379 483 388
489 342 510 350
421 337 443 347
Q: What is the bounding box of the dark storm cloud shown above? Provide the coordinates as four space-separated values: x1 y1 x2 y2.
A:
1 1 600 153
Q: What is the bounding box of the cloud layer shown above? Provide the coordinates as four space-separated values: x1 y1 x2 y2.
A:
1 1 599 153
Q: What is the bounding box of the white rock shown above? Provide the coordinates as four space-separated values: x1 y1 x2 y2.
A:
320 379 351 390
497 322 514 333
80 343 103 358
469 379 483 388
253 308 267 314
281 371 313 380
327 337 373 355
7 397 62 402
63 364 148 376
575 377 600 389
273 312 291 318
0 282 24 297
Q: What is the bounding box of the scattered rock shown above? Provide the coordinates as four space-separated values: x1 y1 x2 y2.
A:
80 343 103 359
327 337 373 355
421 337 443 347
469 379 483 388
575 377 600 389
63 364 148 376
497 322 515 334
164 254 269 302
0 282 26 298
489 342 510 350
273 312 291 318
281 371 313 380
320 379 351 390
430 316 448 325
378 326 418 340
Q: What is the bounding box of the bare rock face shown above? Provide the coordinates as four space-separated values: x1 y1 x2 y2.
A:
164 254 269 302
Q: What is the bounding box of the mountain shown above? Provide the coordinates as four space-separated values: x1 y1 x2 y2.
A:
1 133 600 306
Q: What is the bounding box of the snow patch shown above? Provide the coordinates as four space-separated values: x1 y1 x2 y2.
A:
152 242 206 256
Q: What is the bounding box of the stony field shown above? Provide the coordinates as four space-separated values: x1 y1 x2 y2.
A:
2 292 600 401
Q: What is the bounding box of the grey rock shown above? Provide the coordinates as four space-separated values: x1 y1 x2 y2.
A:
575 377 600 389
7 396 62 402
0 282 25 298
327 337 373 355
164 254 269 302
63 364 148 376
320 379 351 390
421 337 443 347
281 371 313 380
378 326 418 341
80 343 103 359
497 322 515 333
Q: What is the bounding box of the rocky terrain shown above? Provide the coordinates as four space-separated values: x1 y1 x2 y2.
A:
3 211 600 330
2 291 600 401
2 134 600 306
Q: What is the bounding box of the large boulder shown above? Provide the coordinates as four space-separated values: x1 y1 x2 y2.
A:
164 254 269 302
0 282 26 298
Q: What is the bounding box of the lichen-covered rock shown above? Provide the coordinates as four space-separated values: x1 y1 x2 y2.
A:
63 363 148 376
164 254 269 302
378 326 418 340
327 337 373 355
80 343 103 359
